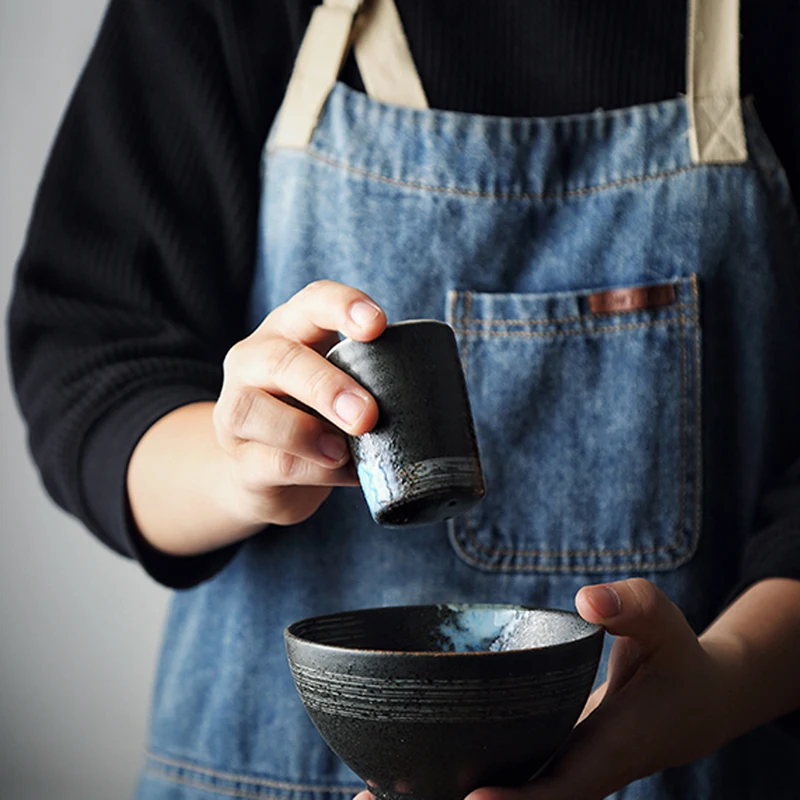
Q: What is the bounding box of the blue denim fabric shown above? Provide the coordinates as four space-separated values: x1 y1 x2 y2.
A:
136 84 800 799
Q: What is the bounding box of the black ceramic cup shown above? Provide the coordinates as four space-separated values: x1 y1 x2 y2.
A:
327 320 485 526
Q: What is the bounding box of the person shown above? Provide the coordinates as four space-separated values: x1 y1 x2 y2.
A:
8 0 800 797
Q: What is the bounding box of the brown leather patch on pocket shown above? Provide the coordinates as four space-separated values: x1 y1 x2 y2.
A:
588 283 676 314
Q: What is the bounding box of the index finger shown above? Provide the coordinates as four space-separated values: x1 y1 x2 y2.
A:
263 280 387 348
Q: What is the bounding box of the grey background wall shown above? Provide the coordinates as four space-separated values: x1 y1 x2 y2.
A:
1 3 171 798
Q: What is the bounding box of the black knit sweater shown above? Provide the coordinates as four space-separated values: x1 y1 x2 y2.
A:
8 0 800 590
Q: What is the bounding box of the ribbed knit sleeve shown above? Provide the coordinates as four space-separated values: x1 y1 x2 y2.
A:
7 0 297 588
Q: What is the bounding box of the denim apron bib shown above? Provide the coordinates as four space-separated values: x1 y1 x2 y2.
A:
136 0 800 797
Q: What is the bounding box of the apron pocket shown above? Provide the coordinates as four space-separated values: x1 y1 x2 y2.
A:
446 275 701 573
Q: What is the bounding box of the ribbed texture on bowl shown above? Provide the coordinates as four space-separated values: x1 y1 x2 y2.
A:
290 660 597 722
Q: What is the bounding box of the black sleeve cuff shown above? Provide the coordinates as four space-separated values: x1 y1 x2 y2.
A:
728 517 800 738
730 524 800 600
732 452 800 597
79 385 241 589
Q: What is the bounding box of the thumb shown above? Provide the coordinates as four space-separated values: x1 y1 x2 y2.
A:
466 582 695 800
575 578 694 657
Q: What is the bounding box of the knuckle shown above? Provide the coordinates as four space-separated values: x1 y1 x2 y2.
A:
275 449 301 482
284 411 316 451
222 337 252 380
266 337 303 380
300 279 334 298
222 340 249 376
292 280 334 310
305 364 339 404
219 390 257 437
212 400 231 444
627 578 660 617
260 302 286 330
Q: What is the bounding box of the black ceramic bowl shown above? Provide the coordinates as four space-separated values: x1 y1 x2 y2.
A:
285 604 603 800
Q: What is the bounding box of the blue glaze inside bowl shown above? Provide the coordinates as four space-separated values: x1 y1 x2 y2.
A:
431 605 593 653
435 606 524 652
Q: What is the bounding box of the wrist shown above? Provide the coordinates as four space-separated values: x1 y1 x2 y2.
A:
129 402 265 556
699 579 800 739
697 631 751 746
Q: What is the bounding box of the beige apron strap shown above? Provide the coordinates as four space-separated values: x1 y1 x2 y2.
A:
687 0 747 164
274 0 427 150
279 0 741 159
273 0 364 149
353 0 428 110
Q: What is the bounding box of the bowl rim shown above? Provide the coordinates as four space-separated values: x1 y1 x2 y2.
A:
284 603 604 658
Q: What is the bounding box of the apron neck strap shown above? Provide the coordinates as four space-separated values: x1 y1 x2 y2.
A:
353 0 428 111
274 0 427 150
276 0 747 164
687 0 747 164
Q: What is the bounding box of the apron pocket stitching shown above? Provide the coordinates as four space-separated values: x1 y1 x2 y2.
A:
452 302 690 328
460 290 472 377
451 526 695 572
690 274 703 556
449 275 702 572
453 315 688 340
677 295 689 560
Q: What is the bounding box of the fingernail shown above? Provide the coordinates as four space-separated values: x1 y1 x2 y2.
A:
349 301 381 328
334 391 367 425
318 432 348 462
588 585 622 618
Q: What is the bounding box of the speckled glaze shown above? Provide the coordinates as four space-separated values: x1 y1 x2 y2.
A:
285 605 604 800
327 321 485 526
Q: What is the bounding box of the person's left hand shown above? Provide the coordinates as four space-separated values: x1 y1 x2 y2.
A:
463 578 739 800
352 578 738 800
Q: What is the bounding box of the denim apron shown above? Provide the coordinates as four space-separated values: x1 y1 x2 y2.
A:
136 0 800 797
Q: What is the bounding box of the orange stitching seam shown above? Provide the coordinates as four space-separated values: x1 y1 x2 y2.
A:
691 274 703 554
297 150 712 201
452 315 698 340
452 302 688 328
146 752 363 795
146 768 277 800
451 535 696 573
676 285 689 555
460 291 472 378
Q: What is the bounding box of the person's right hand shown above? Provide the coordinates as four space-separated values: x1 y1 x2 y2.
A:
213 280 386 528
127 280 386 556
